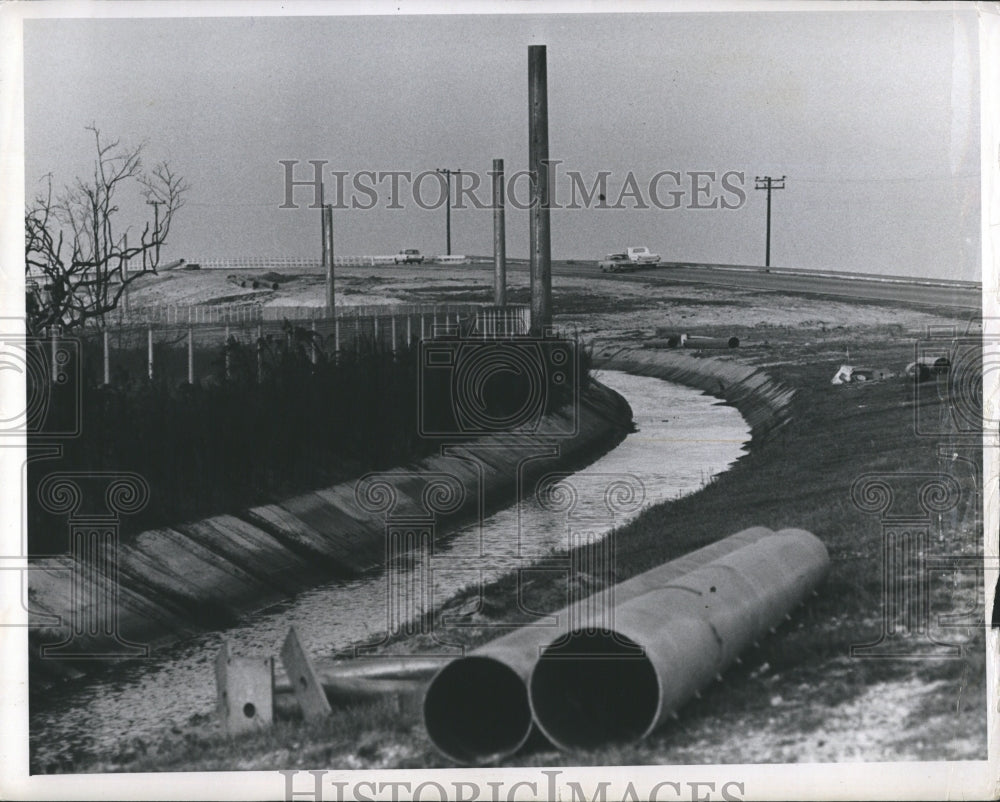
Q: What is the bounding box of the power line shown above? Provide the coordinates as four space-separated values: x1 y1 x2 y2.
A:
754 175 785 268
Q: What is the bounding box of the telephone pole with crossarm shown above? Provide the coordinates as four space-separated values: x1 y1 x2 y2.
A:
754 175 785 268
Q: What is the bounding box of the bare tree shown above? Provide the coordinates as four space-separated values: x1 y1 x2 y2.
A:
25 125 188 334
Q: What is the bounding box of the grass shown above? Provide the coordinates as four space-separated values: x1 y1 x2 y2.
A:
37 301 988 771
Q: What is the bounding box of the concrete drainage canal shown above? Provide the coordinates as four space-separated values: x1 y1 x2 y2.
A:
29 369 751 769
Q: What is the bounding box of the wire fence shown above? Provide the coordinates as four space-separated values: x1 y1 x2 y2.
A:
53 303 531 387
191 255 486 269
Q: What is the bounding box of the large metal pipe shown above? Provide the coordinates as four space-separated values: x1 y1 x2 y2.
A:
528 528 829 751
423 526 774 764
684 335 740 349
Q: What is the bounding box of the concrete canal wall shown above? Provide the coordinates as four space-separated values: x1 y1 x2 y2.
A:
28 380 632 675
593 345 796 444
29 349 792 678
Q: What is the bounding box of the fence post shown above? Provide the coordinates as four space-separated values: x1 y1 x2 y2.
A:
103 328 110 384
187 308 194 385
147 325 154 380
48 326 58 383
310 320 317 365
421 314 426 341
256 323 263 384
391 315 397 355
334 315 340 363
406 315 412 348
225 324 231 380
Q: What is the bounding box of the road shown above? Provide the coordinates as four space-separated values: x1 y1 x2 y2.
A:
544 261 982 310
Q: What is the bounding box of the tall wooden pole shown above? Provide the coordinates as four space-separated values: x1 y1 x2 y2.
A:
320 181 327 268
754 175 785 268
325 205 335 310
122 233 130 311
528 45 552 336
492 158 507 307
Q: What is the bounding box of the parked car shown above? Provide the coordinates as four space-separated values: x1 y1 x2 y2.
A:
625 246 660 265
395 249 425 264
598 253 633 273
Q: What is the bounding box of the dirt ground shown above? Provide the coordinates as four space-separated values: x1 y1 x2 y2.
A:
130 261 957 334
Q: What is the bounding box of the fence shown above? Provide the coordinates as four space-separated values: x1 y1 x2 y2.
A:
59 303 531 387
192 255 477 269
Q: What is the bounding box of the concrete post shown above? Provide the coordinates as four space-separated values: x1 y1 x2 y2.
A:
256 324 263 383
493 157 507 307
528 45 552 336
187 318 194 385
325 205 335 310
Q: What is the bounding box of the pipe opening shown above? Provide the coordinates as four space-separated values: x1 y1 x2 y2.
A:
530 631 659 750
423 656 532 764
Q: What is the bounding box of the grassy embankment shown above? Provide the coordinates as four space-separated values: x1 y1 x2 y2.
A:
85 303 986 772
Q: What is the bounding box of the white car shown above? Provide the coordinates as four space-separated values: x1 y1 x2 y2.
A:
394 249 425 265
626 246 660 265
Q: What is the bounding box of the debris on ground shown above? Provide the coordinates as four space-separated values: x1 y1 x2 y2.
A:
830 365 896 384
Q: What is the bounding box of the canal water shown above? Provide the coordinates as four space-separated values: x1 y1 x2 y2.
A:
29 370 750 768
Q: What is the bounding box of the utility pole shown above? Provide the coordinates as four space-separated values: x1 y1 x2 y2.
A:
435 168 462 255
122 232 130 311
320 180 326 267
146 200 161 263
492 158 507 307
319 182 335 311
528 44 552 336
325 204 335 310
754 175 785 268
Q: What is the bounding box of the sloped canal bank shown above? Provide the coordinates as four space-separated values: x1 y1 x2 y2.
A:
30 370 750 772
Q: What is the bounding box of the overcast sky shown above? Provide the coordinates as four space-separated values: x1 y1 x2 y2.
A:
22 5 981 279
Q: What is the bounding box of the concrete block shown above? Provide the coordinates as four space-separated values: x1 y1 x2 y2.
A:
215 642 274 735
280 627 331 721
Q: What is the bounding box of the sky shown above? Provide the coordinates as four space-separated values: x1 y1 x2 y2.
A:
21 5 982 280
